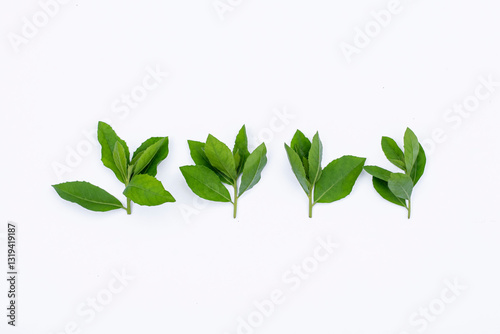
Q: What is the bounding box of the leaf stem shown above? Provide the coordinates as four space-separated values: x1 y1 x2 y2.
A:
407 199 411 219
126 198 131 215
233 183 238 219
124 174 132 215
308 193 313 218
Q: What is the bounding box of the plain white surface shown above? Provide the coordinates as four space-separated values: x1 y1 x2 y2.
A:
1 0 499 333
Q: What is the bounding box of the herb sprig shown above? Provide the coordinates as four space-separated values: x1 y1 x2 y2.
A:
285 130 366 218
52 122 175 214
364 127 426 218
180 125 267 218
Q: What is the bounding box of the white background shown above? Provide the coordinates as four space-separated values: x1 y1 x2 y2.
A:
1 0 499 333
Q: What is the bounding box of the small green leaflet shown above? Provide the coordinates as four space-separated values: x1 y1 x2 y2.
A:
52 181 124 212
205 134 238 181
131 137 169 177
124 174 175 206
364 165 392 182
187 140 233 184
291 130 311 176
284 143 310 195
308 132 323 187
113 142 128 182
132 138 166 175
233 125 250 174
364 127 425 219
291 130 311 163
239 143 267 196
180 125 267 218
381 136 405 171
313 156 366 204
53 122 175 215
388 173 413 200
180 165 232 202
285 130 365 218
372 178 406 208
403 128 420 174
411 144 426 185
187 140 211 166
98 121 130 183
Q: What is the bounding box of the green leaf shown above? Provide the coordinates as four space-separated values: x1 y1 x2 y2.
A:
127 165 134 181
113 142 128 182
239 143 267 196
234 151 241 173
97 122 130 183
52 181 123 212
131 137 169 176
213 171 234 185
313 156 366 203
290 130 311 167
372 177 407 208
404 128 420 174
180 165 232 202
188 140 233 185
381 136 405 171
410 144 426 185
388 173 413 200
308 132 323 186
204 134 237 181
364 165 392 182
233 125 250 174
284 143 310 195
132 138 166 175
124 174 175 206
188 140 211 167
302 156 310 177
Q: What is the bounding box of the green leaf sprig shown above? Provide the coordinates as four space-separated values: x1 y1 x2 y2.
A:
364 127 426 219
285 130 366 218
52 122 175 214
180 125 267 218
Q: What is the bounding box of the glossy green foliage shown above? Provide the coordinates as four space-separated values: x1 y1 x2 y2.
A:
180 125 267 218
285 130 365 218
364 128 426 219
53 122 175 214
